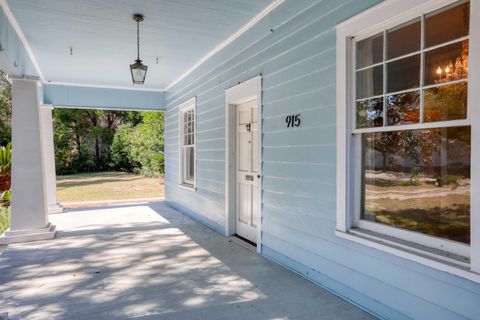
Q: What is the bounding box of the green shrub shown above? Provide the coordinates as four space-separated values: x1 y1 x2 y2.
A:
436 175 463 186
0 142 11 173
1 189 10 201
110 112 164 177
110 124 137 172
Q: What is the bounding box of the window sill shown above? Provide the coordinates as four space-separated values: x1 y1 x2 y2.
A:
335 229 480 284
178 183 196 191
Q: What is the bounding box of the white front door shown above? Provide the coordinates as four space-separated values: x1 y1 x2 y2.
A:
235 99 259 243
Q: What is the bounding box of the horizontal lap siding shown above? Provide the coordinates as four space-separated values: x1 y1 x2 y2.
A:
164 0 480 319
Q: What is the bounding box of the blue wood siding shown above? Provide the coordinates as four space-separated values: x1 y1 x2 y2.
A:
164 1 480 319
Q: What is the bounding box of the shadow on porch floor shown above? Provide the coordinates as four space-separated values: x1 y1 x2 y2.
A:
0 201 375 320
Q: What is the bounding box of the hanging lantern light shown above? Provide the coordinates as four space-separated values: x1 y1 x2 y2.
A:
130 14 148 85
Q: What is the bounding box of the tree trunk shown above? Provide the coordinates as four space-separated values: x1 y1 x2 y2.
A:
95 137 100 169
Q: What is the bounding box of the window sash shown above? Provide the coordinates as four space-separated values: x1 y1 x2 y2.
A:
182 145 195 185
357 219 470 258
179 99 196 187
353 19 470 131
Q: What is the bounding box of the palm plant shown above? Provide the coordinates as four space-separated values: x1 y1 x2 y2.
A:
1 189 10 201
0 142 11 173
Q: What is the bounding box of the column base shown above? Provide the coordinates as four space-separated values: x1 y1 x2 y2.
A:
0 223 56 245
48 203 64 214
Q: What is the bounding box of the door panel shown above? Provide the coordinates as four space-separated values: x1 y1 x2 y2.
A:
238 129 251 172
235 99 259 243
237 183 250 224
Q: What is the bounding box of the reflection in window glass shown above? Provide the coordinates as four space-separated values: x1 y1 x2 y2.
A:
362 126 471 243
425 2 470 48
387 55 420 93
424 82 468 123
356 66 383 99
356 34 384 69
387 19 421 59
185 146 195 182
356 98 383 128
386 91 420 126
424 40 469 86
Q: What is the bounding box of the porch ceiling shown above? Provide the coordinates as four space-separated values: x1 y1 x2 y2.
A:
6 0 272 91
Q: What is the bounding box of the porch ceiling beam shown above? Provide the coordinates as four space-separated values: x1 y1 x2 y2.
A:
43 84 166 111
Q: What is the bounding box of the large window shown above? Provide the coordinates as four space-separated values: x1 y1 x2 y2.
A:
179 97 196 188
337 0 480 279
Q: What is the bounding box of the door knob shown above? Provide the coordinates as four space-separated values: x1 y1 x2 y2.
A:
257 175 261 178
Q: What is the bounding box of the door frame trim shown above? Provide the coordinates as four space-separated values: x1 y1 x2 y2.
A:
225 75 262 253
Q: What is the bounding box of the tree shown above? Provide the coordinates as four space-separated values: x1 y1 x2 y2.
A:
0 70 12 146
52 108 162 176
110 112 165 176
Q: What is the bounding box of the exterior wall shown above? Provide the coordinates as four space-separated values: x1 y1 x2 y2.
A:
164 1 480 319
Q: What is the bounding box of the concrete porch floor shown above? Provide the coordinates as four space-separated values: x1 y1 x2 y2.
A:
0 202 375 320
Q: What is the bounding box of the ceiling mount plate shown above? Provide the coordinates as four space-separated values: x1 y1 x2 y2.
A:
132 14 144 22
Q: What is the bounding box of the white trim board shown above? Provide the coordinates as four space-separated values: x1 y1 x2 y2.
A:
225 75 262 254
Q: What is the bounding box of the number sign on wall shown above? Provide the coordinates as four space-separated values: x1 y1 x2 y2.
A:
286 114 301 128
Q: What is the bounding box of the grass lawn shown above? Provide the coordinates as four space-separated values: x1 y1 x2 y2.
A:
57 171 164 203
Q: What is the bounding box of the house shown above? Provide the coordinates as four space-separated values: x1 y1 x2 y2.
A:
1 0 479 319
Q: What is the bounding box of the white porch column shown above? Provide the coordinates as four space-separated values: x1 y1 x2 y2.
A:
40 105 63 214
0 78 56 244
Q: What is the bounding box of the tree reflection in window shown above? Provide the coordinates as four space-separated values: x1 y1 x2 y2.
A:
362 127 471 244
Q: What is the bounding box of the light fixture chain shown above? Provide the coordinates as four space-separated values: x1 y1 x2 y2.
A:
137 20 140 61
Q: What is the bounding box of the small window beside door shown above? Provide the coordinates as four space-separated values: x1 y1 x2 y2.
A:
179 97 196 189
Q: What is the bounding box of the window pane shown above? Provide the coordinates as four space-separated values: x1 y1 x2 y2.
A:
356 98 383 128
184 134 188 146
183 112 188 123
185 147 195 182
190 133 195 145
356 34 384 69
387 54 420 93
356 66 383 99
424 40 469 86
387 19 421 59
362 126 470 244
425 2 470 48
424 82 468 122
386 91 420 126
189 133 194 145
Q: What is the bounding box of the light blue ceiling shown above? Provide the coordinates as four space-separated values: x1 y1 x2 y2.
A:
7 0 272 90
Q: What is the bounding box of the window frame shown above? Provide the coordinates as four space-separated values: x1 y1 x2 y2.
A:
178 97 197 189
336 0 480 280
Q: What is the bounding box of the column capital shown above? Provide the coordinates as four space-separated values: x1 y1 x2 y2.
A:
8 74 41 82
40 104 54 110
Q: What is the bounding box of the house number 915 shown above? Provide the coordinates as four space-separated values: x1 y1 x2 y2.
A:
286 114 301 128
